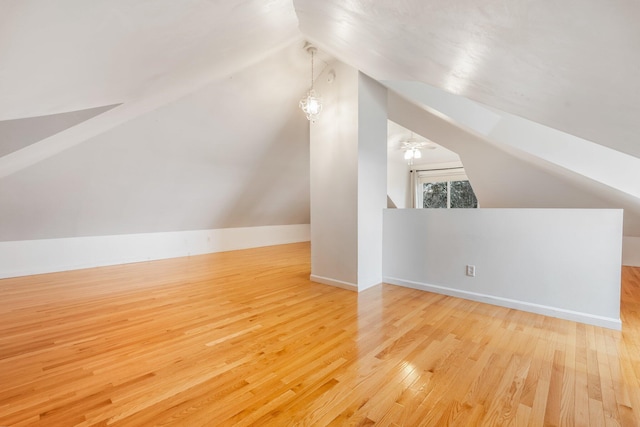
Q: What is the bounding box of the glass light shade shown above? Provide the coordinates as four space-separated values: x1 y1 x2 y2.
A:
413 148 422 159
404 150 413 160
299 89 322 122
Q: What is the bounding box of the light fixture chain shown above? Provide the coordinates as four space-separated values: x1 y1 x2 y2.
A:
311 49 314 88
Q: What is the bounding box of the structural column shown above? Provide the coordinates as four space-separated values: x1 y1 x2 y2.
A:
310 61 387 292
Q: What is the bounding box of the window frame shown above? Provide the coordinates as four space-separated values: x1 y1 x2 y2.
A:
415 167 478 209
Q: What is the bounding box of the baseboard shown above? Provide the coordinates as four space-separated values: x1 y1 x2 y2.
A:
384 276 622 330
0 224 310 279
310 274 358 292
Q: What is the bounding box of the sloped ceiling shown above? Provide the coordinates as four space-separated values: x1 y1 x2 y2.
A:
0 42 311 241
0 104 119 157
388 121 461 165
1 1 639 241
294 0 640 157
387 90 640 235
3 0 639 155
0 0 300 120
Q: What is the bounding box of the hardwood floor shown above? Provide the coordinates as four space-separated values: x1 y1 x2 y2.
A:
1 242 639 426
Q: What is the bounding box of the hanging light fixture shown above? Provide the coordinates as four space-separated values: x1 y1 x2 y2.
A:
299 43 322 123
403 147 422 163
400 132 431 165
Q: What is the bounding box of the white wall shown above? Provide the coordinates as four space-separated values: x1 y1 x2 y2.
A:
623 237 640 267
0 224 310 279
386 149 410 208
356 73 388 290
310 61 359 289
310 63 388 291
383 208 623 329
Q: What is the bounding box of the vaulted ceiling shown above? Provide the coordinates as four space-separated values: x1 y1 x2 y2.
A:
3 0 638 154
0 0 300 120
1 0 639 239
296 0 640 157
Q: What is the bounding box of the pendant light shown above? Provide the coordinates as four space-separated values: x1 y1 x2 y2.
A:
299 43 322 123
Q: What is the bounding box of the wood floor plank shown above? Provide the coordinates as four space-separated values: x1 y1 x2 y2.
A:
1 242 640 426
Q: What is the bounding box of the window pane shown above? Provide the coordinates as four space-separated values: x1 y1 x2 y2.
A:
450 180 478 208
423 182 448 208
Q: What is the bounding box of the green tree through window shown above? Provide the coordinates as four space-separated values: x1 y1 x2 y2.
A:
423 182 448 208
420 178 478 209
450 180 478 208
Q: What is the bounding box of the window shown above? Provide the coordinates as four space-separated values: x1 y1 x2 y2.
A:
416 168 478 209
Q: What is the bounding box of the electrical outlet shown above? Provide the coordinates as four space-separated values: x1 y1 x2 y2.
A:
466 265 476 277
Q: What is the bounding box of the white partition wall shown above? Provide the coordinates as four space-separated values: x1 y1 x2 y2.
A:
383 208 623 329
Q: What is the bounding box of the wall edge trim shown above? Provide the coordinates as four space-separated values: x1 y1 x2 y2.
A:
0 224 310 279
310 274 358 292
383 276 622 330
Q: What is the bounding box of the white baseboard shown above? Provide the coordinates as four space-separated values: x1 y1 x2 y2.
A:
0 224 310 279
384 276 622 330
310 274 358 291
623 236 640 267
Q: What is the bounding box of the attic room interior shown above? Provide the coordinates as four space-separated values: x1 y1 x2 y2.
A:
1 0 640 425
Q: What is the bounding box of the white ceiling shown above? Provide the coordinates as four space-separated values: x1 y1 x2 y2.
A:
0 0 300 120
2 0 638 158
295 0 640 157
0 42 312 240
387 120 461 166
1 0 639 238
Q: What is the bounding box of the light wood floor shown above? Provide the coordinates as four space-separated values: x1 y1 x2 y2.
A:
1 242 639 426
